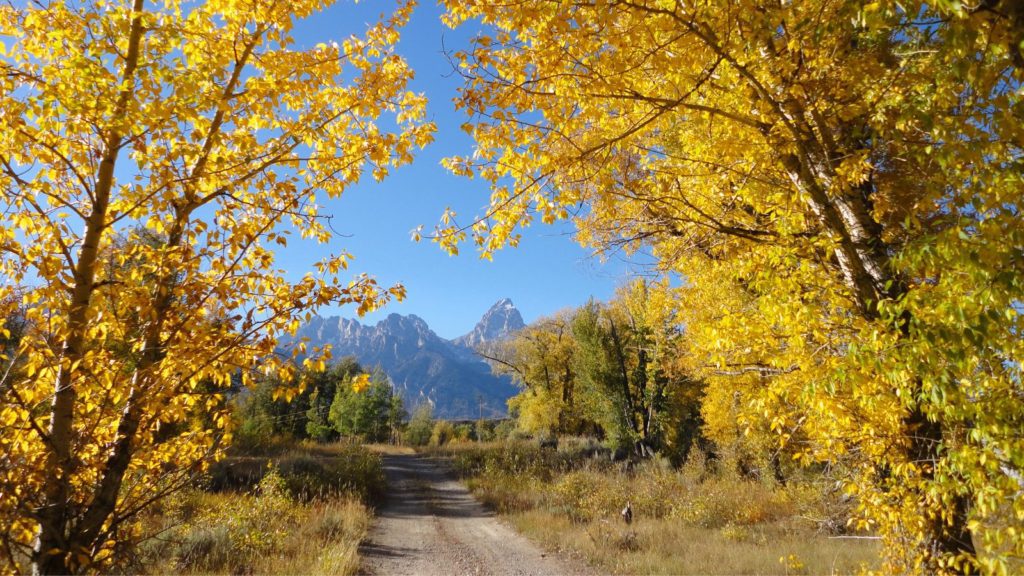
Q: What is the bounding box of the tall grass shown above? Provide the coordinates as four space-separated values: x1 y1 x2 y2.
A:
429 440 881 575
207 439 386 502
137 441 381 575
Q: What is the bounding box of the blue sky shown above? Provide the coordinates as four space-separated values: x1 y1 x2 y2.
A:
278 1 637 339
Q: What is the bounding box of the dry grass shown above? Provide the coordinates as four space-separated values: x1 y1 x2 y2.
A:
137 442 381 575
207 439 386 502
364 442 416 455
510 510 879 575
431 440 881 575
142 486 371 575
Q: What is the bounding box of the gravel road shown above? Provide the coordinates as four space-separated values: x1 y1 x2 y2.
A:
358 453 587 576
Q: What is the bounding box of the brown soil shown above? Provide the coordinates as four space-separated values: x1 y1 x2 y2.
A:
358 453 591 576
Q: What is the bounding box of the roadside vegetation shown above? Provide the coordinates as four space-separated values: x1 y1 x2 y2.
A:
27 356 398 575
135 440 383 575
427 439 880 575
125 357 398 574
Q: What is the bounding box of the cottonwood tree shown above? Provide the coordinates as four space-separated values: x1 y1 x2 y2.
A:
437 0 1022 572
490 281 701 458
0 0 433 572
482 309 584 435
572 281 693 458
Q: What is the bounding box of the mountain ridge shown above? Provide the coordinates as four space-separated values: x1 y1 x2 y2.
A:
284 299 524 418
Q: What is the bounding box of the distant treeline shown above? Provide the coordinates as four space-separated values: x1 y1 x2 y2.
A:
234 358 404 446
233 358 516 448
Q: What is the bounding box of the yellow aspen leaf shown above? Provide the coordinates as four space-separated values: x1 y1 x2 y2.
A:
351 373 371 393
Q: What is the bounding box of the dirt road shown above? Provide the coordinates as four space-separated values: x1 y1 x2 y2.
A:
359 453 586 575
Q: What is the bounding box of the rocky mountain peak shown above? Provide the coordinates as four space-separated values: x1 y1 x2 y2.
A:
454 298 526 350
380 313 430 333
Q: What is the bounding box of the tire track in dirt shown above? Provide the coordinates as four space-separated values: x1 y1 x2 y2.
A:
359 453 590 576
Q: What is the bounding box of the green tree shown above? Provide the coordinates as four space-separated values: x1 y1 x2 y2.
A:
404 403 434 446
233 373 290 448
329 368 402 442
572 282 686 457
305 389 334 443
304 358 364 442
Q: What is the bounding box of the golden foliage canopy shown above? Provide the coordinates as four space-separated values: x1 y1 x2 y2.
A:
438 0 1023 572
0 0 432 572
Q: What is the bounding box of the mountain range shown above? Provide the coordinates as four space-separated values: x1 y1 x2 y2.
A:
284 299 526 418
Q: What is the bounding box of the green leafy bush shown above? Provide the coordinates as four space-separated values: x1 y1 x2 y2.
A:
430 420 457 446
404 404 434 446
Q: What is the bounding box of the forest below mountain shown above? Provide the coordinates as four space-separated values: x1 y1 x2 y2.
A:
280 299 525 418
2 0 1023 574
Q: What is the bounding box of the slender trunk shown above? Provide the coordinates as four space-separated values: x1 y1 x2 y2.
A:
32 2 146 573
635 346 652 452
560 363 573 432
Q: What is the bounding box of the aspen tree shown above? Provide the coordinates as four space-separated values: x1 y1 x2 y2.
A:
0 0 433 572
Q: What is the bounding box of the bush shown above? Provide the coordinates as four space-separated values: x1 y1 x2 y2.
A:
233 411 276 452
148 472 372 575
313 500 368 542
474 420 496 442
206 442 385 504
436 440 834 533
175 470 297 573
454 423 474 442
404 404 433 446
493 419 516 440
426 440 880 575
430 420 457 446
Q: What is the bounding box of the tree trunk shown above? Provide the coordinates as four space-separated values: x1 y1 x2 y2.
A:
31 3 146 572
905 406 977 566
606 317 640 441
770 68 979 564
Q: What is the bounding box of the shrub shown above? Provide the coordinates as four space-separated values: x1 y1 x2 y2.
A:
454 423 474 442
404 404 434 446
493 419 516 440
174 470 297 573
175 525 232 572
552 471 622 522
474 420 496 442
147 476 371 574
313 500 368 542
437 440 844 534
432 440 881 575
206 442 384 504
430 420 457 446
